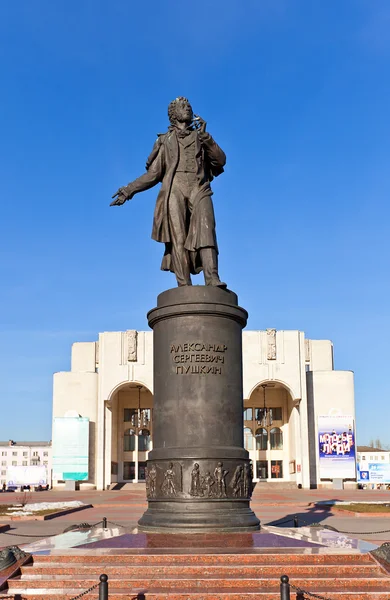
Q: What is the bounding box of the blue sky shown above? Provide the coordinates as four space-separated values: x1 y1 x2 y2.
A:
0 1 389 445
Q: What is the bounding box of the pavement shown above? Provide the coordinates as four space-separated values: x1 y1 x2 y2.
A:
1 485 389 549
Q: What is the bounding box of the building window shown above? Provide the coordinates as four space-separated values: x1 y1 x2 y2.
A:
1 461 6 467
244 427 254 451
381 456 385 461
243 408 253 421
124 429 136 452
270 427 283 450
12 452 17 456
12 461 17 466
256 460 268 479
23 452 28 457
271 407 282 421
138 429 151 452
370 456 373 460
374 456 378 460
1 452 7 456
43 452 48 457
43 461 48 466
1 471 6 476
255 428 268 451
271 460 283 478
22 461 28 466
32 452 38 457
138 462 147 480
362 455 366 460
123 461 135 480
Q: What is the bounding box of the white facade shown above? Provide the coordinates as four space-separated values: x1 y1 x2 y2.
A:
52 329 356 490
356 447 390 464
0 441 52 489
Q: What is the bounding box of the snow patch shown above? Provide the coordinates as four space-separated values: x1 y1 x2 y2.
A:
5 500 86 516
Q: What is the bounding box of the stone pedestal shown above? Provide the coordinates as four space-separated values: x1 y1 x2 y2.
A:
138 286 260 533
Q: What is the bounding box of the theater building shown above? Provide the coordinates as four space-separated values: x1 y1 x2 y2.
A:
52 329 355 490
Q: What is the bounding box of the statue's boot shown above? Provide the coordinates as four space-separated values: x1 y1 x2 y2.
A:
200 247 227 289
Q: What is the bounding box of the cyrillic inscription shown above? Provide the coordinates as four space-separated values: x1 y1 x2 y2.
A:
171 342 227 375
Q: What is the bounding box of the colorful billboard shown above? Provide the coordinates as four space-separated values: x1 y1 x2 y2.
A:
318 415 356 479
53 417 89 481
357 462 390 484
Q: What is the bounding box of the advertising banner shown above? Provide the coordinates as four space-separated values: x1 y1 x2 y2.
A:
357 462 390 484
318 415 356 479
53 417 89 481
7 465 47 486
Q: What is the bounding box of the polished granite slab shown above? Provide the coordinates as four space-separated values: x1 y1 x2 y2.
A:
20 524 378 555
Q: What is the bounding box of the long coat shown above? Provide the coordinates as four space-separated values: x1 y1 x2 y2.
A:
124 128 226 273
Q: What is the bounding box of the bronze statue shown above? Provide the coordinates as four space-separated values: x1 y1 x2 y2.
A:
111 97 227 288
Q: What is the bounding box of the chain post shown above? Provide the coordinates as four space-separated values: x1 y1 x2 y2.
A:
99 574 108 600
102 517 108 529
280 575 290 600
293 515 299 527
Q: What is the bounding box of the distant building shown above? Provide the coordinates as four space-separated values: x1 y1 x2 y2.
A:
356 446 390 488
0 440 52 488
53 329 356 490
356 446 390 464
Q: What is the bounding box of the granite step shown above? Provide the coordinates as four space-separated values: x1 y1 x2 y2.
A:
30 552 375 565
0 588 389 600
20 564 385 578
3 551 390 600
8 576 390 590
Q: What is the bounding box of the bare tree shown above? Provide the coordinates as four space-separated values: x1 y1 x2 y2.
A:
369 438 390 450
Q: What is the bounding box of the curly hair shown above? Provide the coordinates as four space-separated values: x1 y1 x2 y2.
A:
168 96 190 124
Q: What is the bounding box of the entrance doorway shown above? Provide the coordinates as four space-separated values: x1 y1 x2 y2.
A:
110 383 153 483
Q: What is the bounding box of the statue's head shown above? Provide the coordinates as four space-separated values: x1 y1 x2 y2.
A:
168 97 193 125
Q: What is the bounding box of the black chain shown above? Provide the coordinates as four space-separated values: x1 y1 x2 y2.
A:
104 519 126 528
289 582 335 600
69 581 100 600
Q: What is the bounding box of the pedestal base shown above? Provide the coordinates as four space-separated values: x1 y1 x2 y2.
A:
138 499 260 533
139 286 260 533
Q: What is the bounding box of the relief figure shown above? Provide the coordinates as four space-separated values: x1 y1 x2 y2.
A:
231 464 244 497
161 462 177 497
201 471 215 498
146 463 157 498
214 461 228 498
189 462 203 497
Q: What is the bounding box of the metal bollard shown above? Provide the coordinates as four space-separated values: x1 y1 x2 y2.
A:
102 517 108 529
280 575 290 600
99 574 108 600
293 515 299 528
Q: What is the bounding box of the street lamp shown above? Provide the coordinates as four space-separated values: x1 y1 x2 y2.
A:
257 384 272 427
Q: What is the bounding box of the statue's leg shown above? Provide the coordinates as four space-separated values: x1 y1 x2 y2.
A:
168 180 192 286
200 247 227 289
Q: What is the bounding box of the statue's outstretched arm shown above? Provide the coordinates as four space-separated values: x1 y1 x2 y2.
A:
111 139 164 206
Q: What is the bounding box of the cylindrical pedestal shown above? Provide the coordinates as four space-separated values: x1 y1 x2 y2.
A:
138 286 260 532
